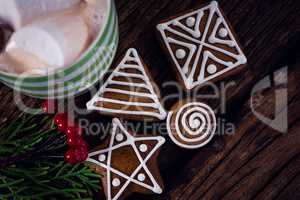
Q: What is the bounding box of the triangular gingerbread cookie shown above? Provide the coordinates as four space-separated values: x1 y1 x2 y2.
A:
157 1 247 90
87 48 167 121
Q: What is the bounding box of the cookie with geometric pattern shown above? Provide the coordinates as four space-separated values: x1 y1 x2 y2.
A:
86 48 167 121
156 1 247 90
86 118 165 200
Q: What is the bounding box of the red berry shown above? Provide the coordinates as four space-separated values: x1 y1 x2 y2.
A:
79 141 88 150
66 126 83 138
41 99 56 114
67 137 86 147
80 144 88 153
41 101 48 113
76 146 89 162
67 137 77 146
41 101 49 113
73 147 88 163
54 113 68 132
64 149 77 164
80 148 88 161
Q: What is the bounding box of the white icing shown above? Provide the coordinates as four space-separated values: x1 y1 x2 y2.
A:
116 134 124 142
138 173 146 182
207 64 217 74
218 28 228 38
139 144 148 152
208 17 235 47
86 48 167 120
95 97 159 108
108 80 149 89
87 118 165 200
190 115 201 129
166 102 216 149
103 88 153 98
114 71 149 80
166 37 196 74
186 17 196 27
198 50 234 82
172 10 204 38
112 178 121 187
156 1 247 90
98 154 106 162
175 49 186 59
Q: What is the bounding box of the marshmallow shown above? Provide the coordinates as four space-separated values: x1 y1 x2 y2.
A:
0 0 81 29
0 53 16 73
0 50 50 75
6 11 89 68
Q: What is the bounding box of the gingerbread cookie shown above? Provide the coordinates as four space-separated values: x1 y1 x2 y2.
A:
156 1 247 90
87 48 167 121
86 118 165 200
167 100 216 149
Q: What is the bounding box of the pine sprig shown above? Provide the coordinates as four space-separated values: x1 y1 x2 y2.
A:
0 111 59 159
0 111 101 199
0 162 100 200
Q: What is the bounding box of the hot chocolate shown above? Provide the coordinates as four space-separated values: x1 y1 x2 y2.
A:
0 0 107 75
0 0 81 30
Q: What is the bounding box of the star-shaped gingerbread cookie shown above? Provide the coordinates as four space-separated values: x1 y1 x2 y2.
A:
86 118 165 200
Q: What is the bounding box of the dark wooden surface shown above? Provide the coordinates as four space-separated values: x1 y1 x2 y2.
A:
0 0 300 199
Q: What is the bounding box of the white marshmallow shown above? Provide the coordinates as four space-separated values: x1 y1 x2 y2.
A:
0 50 51 75
6 11 89 68
0 0 81 29
0 53 16 73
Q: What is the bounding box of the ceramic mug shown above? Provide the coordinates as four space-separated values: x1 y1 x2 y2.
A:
0 0 118 99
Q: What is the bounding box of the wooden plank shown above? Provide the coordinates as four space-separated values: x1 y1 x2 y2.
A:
167 63 300 200
0 0 299 199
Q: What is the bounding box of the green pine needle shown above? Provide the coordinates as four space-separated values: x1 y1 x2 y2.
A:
0 162 100 199
0 113 101 199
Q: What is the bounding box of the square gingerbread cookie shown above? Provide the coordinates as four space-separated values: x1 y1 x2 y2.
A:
156 1 247 90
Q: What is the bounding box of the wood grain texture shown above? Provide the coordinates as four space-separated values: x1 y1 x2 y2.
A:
0 0 299 199
167 64 300 200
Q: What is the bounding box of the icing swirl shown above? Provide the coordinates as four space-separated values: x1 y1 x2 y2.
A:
167 102 216 149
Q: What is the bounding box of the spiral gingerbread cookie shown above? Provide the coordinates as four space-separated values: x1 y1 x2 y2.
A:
167 101 216 149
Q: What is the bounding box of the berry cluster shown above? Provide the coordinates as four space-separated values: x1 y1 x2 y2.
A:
42 100 88 164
